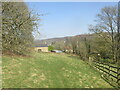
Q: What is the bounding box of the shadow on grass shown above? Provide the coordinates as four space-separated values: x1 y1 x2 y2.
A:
67 55 80 60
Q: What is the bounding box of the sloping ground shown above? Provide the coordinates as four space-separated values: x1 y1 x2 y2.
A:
2 53 112 88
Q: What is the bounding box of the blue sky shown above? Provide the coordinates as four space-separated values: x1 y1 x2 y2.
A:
26 2 117 40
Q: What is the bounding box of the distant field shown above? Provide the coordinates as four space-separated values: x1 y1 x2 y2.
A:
2 52 112 88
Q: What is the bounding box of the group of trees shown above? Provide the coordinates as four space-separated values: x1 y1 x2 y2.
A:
89 5 120 63
52 35 92 61
2 2 119 64
53 5 120 64
2 2 40 55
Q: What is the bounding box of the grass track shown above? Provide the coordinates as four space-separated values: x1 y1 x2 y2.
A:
2 52 112 88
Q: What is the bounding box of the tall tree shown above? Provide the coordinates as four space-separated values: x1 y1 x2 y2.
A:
2 2 40 55
89 5 118 63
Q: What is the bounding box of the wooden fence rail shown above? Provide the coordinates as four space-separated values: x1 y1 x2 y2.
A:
93 61 120 88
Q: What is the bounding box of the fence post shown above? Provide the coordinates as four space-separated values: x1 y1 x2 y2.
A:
117 65 120 88
108 63 110 78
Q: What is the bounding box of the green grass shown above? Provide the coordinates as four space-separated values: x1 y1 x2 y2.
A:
2 52 112 88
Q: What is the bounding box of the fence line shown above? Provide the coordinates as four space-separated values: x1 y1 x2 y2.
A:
93 61 120 88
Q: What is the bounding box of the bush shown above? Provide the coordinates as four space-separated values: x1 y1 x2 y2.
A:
48 46 54 51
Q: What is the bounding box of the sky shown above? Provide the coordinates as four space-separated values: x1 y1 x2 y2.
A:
26 2 118 40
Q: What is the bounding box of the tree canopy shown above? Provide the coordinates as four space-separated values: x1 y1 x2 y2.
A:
2 2 40 55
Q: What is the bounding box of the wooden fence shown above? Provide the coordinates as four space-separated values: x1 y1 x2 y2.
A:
93 61 120 88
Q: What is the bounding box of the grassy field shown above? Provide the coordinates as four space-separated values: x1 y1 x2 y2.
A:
2 52 112 88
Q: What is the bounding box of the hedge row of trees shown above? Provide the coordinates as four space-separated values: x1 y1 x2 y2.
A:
53 5 120 64
2 2 40 55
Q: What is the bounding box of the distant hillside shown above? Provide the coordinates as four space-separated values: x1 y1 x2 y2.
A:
34 34 92 46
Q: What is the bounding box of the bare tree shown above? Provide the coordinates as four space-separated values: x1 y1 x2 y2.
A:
89 5 118 63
